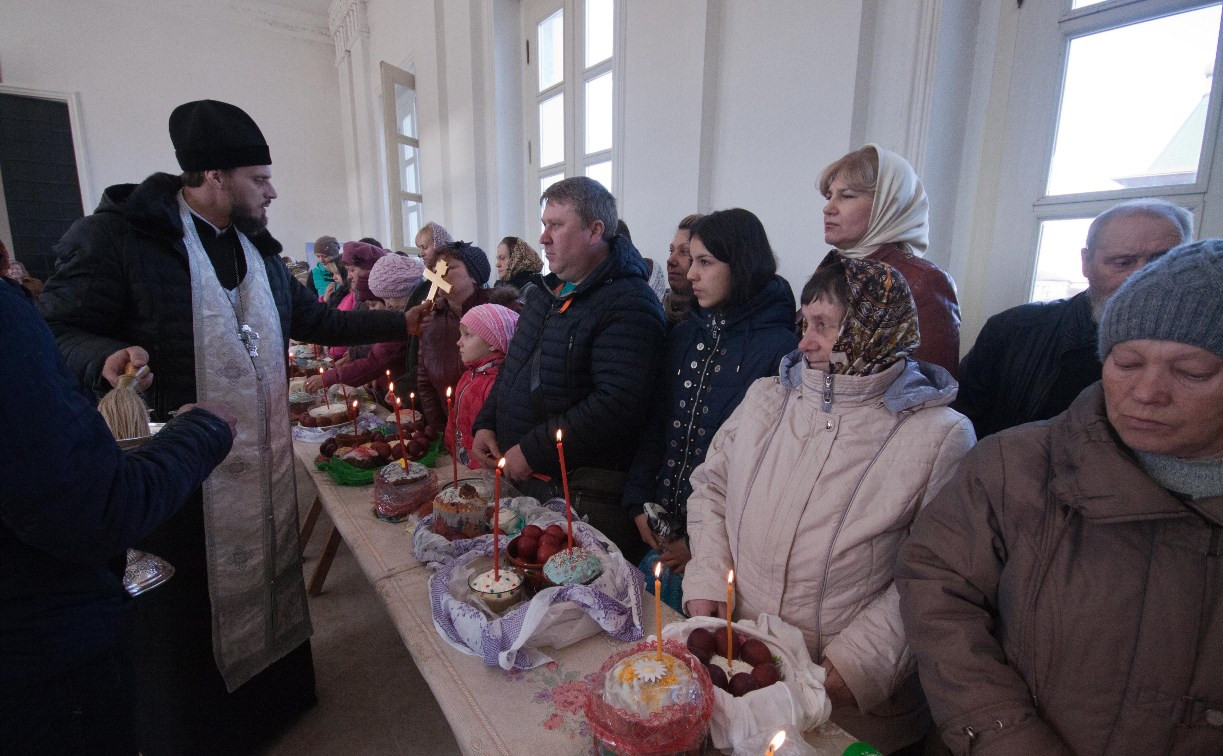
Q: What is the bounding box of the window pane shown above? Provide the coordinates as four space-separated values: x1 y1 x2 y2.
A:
1071 0 1107 8
538 9 564 91
402 200 422 248
395 83 417 138
585 0 613 67
539 93 565 167
1046 5 1221 195
399 144 420 194
540 172 565 200
585 160 612 192
585 72 613 154
1031 218 1093 302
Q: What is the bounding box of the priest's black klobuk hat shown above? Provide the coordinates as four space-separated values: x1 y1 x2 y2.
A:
169 99 271 171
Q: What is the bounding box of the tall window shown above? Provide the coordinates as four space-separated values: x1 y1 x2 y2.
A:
523 0 621 231
382 62 423 251
1025 0 1222 302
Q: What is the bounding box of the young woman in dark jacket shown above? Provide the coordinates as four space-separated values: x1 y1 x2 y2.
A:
621 208 798 609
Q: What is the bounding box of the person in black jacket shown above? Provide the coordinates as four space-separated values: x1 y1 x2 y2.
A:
39 100 410 755
621 209 797 610
0 277 234 755
472 177 665 555
955 199 1191 438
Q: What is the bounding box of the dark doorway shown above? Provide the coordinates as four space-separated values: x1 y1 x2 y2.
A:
0 93 85 282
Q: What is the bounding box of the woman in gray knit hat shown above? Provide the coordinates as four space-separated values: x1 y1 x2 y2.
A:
896 240 1223 755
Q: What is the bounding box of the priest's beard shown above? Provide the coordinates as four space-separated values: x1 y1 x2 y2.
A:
232 206 269 237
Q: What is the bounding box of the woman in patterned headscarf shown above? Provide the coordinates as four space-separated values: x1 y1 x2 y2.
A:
493 236 545 289
682 252 975 753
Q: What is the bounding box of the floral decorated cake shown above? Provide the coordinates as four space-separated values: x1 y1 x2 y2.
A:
585 639 713 755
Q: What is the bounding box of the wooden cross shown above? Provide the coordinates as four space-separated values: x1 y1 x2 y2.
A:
422 258 453 300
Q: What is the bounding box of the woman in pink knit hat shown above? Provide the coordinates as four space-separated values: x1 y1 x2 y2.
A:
445 303 519 468
305 253 422 396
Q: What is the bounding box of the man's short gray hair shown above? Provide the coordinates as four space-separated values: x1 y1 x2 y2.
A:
1086 199 1193 253
540 176 618 243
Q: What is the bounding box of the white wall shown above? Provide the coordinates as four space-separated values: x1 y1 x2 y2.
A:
0 0 346 261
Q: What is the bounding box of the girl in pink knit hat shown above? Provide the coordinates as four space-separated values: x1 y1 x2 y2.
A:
445 303 519 468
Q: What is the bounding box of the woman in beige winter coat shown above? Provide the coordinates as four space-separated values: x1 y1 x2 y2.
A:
683 252 975 752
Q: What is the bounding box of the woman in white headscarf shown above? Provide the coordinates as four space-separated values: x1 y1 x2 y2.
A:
819 145 961 375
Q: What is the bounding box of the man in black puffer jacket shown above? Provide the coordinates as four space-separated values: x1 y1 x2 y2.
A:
472 178 665 557
1 277 234 754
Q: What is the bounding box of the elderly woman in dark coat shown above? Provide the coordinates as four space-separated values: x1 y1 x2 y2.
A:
897 240 1223 755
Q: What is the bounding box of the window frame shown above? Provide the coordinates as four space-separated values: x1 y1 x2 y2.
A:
381 62 424 251
521 0 625 236
986 0 1223 306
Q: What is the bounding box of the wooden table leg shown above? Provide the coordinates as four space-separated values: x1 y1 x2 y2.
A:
299 495 322 552
308 526 343 596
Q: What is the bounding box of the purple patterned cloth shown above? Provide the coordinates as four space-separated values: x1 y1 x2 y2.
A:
428 516 644 670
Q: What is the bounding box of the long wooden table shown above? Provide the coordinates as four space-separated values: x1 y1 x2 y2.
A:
293 439 854 755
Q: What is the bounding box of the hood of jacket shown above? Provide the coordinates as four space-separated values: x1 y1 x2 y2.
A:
541 233 648 297
779 351 958 413
96 172 283 257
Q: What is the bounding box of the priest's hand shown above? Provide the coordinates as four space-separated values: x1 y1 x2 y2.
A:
405 302 431 337
684 599 725 618
103 346 153 391
502 444 533 481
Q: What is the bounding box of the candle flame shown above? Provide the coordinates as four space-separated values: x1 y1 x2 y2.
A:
352 400 359 409
556 429 563 442
446 386 452 398
319 367 324 375
498 457 506 469
769 730 786 750
728 569 734 584
410 391 415 399
388 381 394 394
654 562 661 578
395 397 401 406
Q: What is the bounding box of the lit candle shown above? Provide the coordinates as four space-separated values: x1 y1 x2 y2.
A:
446 387 457 484
494 458 505 580
393 397 407 464
409 391 416 422
556 429 573 548
727 570 735 665
765 730 786 756
319 367 329 407
388 380 394 396
351 399 359 429
654 562 663 660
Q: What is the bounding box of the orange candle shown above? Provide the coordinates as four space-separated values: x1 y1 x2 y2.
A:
446 387 456 484
393 397 407 463
556 429 573 548
727 570 735 665
494 458 505 580
654 562 663 660
319 367 329 407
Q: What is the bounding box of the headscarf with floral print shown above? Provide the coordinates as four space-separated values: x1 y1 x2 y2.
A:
820 251 920 376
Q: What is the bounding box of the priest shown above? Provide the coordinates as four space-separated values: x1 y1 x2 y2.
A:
40 99 410 754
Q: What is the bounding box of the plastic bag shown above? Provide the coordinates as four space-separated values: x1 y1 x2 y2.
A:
662 614 831 751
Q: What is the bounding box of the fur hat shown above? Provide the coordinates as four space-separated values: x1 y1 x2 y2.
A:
460 303 519 354
1099 240 1223 360
341 240 386 270
441 241 492 287
170 100 270 171
369 254 424 300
